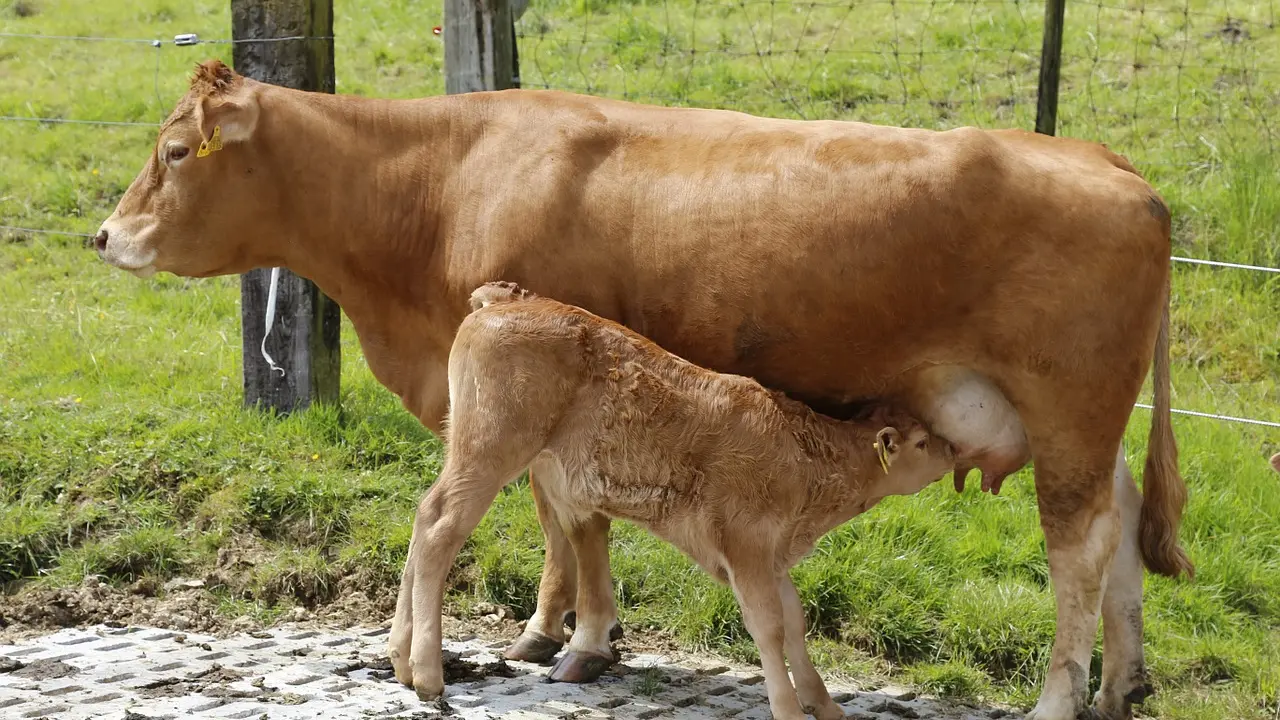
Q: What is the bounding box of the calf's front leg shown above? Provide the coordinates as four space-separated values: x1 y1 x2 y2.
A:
779 575 844 720
727 555 808 720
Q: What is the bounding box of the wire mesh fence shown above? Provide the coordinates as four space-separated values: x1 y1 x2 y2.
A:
1 0 1277 429
514 0 1279 173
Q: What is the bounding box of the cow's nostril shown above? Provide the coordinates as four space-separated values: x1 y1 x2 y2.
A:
93 229 108 252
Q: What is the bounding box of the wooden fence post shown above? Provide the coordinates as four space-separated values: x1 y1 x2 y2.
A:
445 0 518 94
231 0 341 413
1035 0 1067 135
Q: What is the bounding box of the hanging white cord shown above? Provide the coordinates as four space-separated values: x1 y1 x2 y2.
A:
261 267 286 377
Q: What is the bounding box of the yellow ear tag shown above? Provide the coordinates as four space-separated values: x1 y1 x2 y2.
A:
197 125 223 158
874 441 890 475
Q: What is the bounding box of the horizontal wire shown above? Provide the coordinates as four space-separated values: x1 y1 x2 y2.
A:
0 115 158 127
0 31 332 45
1172 256 1280 274
0 225 93 238
1134 404 1280 429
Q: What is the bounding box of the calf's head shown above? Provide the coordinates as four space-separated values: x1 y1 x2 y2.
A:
869 411 955 488
95 60 274 279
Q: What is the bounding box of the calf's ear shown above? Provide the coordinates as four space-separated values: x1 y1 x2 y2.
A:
196 91 260 148
873 427 902 473
1270 453 1280 474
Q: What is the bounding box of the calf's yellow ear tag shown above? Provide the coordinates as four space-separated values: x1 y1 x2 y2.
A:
197 125 223 158
873 441 890 475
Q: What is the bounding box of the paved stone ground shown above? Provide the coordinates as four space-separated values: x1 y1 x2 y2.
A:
0 624 1018 719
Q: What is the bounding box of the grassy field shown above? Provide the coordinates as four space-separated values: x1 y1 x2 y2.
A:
3 0 1280 717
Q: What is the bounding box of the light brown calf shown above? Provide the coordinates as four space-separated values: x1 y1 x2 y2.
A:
397 282 955 719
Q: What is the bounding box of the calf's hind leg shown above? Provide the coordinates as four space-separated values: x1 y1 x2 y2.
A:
392 454 523 699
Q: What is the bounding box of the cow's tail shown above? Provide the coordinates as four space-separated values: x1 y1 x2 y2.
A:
1138 275 1195 580
468 280 536 312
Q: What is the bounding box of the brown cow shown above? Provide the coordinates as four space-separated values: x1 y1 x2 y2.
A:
95 59 1189 720
402 281 956 718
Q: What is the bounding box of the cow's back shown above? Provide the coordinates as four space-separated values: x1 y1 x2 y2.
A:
440 91 1170 410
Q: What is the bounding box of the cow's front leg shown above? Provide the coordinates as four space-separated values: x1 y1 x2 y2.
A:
549 511 620 682
504 461 581 663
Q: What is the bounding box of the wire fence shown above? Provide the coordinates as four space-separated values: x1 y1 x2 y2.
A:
513 0 1280 173
1 1 1277 433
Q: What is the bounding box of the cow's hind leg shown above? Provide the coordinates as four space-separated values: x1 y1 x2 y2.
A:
549 512 619 683
778 574 843 720
1025 441 1123 720
504 464 578 664
1092 445 1152 719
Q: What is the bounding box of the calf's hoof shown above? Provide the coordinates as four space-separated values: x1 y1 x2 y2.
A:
503 631 564 664
804 700 846 720
547 650 615 683
388 647 412 687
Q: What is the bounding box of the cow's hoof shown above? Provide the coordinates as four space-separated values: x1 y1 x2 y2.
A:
562 613 624 642
503 631 564 664
547 650 614 683
413 678 444 702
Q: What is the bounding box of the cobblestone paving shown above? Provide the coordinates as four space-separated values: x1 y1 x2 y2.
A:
0 624 1018 719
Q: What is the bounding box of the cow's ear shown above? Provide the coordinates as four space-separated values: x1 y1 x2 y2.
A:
873 427 902 473
1270 452 1280 474
196 91 260 147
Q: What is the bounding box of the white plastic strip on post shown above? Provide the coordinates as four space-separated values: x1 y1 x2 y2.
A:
261 267 286 377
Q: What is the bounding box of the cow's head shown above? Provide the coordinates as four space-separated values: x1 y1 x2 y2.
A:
95 60 272 278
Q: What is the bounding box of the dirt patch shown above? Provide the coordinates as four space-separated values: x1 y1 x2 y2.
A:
0 578 225 641
9 657 79 679
442 650 519 683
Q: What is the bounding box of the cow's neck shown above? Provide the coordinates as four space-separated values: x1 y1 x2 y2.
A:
255 85 477 426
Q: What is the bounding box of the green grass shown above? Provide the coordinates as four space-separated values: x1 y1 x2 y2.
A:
3 0 1280 717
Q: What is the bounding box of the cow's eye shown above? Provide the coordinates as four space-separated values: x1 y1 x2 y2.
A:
166 145 190 164
916 438 928 450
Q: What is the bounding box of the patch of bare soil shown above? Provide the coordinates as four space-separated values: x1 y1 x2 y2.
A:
442 650 519 683
0 577 226 642
4 657 80 679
